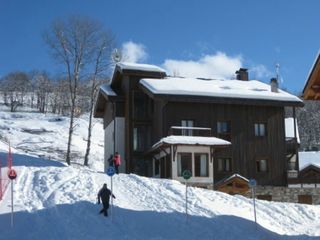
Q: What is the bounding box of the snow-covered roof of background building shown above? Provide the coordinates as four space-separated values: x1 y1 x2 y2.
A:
298 151 320 170
140 77 303 104
285 118 300 143
116 62 166 73
152 135 231 149
100 83 117 96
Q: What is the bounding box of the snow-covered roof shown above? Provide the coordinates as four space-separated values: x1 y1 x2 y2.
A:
303 50 320 94
100 84 116 96
298 151 320 170
140 77 303 104
285 118 300 143
116 62 166 73
152 135 231 149
223 174 249 183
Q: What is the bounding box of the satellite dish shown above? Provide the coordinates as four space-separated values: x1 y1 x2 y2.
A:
112 49 122 63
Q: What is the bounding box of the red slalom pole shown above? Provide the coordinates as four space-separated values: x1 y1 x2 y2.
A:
8 143 12 170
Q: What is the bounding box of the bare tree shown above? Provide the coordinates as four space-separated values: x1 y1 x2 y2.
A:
83 32 114 166
1 71 32 112
44 16 113 165
30 71 53 113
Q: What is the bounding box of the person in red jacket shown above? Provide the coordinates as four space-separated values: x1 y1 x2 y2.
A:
114 152 121 174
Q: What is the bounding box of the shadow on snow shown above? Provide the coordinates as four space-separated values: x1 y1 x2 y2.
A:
0 150 66 168
0 201 317 240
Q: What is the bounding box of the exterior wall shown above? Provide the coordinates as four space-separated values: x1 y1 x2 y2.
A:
104 117 125 173
161 102 287 186
171 146 213 185
244 186 320 205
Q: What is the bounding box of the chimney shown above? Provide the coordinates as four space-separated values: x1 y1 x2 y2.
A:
235 68 248 81
270 78 278 93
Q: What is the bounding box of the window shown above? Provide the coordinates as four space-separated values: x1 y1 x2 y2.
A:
254 123 266 137
133 125 151 152
177 153 192 176
217 158 232 172
217 121 231 141
181 120 194 136
256 159 268 172
195 153 209 177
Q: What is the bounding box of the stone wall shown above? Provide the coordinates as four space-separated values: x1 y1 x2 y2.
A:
244 186 320 205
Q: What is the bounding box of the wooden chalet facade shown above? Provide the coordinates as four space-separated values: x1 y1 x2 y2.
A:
303 52 320 100
94 62 303 188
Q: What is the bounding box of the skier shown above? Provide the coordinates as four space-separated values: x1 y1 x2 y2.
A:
97 183 115 217
114 152 121 174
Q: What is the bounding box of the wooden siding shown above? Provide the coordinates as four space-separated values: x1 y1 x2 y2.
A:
161 102 287 186
303 53 320 100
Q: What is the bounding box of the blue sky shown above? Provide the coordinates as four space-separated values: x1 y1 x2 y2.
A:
0 0 319 94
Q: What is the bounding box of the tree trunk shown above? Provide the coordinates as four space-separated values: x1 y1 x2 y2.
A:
84 82 95 166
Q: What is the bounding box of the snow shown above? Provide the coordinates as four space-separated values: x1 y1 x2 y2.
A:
223 173 249 183
152 135 231 149
140 77 303 103
285 118 300 143
100 84 117 96
117 62 167 73
299 151 320 170
0 107 320 239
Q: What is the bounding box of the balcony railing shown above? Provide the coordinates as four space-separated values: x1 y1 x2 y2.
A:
168 126 212 137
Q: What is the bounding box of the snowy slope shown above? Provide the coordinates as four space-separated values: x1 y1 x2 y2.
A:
0 109 320 239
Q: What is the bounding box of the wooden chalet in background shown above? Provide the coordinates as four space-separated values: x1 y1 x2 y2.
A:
94 62 303 189
298 51 320 188
303 52 320 100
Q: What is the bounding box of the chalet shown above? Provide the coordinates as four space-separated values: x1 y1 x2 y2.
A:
94 62 305 194
303 52 320 100
290 51 320 204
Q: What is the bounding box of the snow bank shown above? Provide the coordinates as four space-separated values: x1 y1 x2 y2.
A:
0 108 319 239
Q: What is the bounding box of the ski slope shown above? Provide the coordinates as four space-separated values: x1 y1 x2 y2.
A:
0 109 320 239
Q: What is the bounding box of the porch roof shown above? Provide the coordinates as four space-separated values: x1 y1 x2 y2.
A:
149 135 230 154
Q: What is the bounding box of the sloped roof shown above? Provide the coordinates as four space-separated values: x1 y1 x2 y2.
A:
140 77 303 106
116 62 166 73
100 83 117 96
303 51 320 100
299 151 320 170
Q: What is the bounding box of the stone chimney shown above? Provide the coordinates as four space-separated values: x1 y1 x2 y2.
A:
270 78 278 93
235 68 248 81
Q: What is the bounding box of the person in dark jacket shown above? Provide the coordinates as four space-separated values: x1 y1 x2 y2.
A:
107 154 114 167
97 183 115 216
114 152 121 174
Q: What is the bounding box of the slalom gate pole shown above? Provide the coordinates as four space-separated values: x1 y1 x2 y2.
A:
111 176 113 222
11 179 13 227
185 180 188 222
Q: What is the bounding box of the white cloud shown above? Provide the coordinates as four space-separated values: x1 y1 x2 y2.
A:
162 52 243 79
121 41 147 63
250 64 273 79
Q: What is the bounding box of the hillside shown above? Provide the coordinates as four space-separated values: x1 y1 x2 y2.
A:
0 109 320 239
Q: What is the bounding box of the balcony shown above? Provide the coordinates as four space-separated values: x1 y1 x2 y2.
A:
168 126 212 137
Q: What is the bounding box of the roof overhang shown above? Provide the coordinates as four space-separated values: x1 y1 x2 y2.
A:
94 84 123 118
140 83 304 107
303 52 320 100
145 135 231 156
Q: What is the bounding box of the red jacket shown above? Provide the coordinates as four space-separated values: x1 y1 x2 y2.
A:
114 154 121 166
